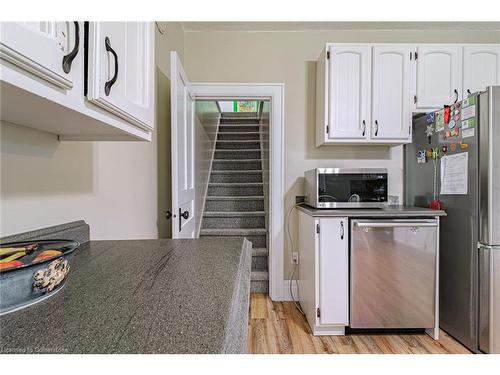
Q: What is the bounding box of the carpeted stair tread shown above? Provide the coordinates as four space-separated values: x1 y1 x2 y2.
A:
200 228 267 236
203 211 266 217
252 247 268 257
251 271 269 281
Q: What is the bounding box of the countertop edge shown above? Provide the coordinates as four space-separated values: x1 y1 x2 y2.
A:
296 205 447 217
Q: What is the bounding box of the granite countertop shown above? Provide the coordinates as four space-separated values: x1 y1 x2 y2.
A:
0 237 252 354
297 204 446 217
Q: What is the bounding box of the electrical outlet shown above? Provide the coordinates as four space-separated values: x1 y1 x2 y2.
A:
291 251 299 264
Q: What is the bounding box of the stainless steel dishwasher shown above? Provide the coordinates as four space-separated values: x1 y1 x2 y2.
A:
350 219 438 329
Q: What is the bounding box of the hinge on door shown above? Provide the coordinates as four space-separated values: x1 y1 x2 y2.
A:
317 307 321 318
326 51 330 59
409 125 411 135
414 95 417 104
316 224 320 234
410 52 412 60
326 125 329 134
414 51 418 60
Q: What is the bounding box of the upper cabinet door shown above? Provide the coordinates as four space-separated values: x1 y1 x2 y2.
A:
463 45 500 97
87 22 154 131
328 44 371 139
416 45 462 109
371 45 413 140
0 22 79 89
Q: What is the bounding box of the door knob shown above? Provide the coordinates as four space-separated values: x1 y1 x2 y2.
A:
165 210 172 220
178 208 189 232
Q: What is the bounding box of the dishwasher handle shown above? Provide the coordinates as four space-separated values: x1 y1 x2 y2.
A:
353 220 438 228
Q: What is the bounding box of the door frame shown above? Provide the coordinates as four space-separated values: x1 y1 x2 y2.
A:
192 83 285 301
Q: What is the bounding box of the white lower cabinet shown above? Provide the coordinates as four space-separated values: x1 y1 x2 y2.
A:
298 211 348 335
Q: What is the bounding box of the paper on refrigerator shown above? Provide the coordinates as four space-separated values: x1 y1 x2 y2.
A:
440 152 468 195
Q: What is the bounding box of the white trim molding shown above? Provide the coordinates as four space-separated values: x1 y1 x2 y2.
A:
192 83 285 301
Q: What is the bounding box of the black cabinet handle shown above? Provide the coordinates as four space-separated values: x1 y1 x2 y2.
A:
362 120 366 136
374 120 379 136
62 22 80 74
165 211 172 220
340 221 344 240
104 36 118 96
467 89 472 96
454 89 459 103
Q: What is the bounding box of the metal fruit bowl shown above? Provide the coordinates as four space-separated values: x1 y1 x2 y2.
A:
0 240 79 316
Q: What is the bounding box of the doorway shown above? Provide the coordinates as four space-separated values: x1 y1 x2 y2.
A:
191 83 284 301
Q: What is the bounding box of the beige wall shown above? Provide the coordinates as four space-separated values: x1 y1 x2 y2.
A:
0 22 185 239
183 28 500 275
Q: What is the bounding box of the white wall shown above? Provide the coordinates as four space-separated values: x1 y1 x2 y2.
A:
0 22 185 239
194 101 220 235
183 27 500 274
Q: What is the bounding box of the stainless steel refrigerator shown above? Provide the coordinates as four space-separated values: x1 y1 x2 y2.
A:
405 86 500 353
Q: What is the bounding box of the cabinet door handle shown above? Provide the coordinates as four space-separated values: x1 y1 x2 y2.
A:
374 120 379 136
104 36 118 96
62 21 80 74
362 120 366 136
467 89 472 96
340 221 344 240
165 210 172 220
454 89 459 103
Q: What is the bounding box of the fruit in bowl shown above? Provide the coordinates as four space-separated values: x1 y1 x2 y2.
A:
33 250 63 263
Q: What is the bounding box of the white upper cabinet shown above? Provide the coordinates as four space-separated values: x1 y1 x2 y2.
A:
328 44 371 140
1 22 154 141
371 45 413 140
0 22 79 89
463 45 500 97
87 22 154 131
415 45 462 110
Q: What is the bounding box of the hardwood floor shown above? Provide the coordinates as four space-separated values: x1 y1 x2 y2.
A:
247 294 472 354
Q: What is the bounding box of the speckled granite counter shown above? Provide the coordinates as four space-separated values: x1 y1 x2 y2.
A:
0 237 252 354
297 204 446 217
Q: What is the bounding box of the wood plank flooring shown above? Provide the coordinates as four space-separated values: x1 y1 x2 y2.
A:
247 294 472 354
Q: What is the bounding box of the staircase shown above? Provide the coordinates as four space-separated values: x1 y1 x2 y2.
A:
200 112 269 293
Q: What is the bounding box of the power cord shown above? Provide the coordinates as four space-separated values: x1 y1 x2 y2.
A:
287 202 305 315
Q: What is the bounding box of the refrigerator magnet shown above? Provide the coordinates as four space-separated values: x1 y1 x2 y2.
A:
449 119 456 129
459 141 469 150
425 125 434 138
426 112 435 124
417 150 427 164
461 118 476 130
435 110 445 131
442 146 448 154
444 106 451 124
462 128 475 139
450 142 457 152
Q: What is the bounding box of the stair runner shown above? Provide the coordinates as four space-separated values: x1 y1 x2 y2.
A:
200 112 268 293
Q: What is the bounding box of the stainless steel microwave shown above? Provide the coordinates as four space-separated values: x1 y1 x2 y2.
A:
304 168 388 208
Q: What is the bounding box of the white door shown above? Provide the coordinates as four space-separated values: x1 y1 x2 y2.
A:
171 51 196 239
371 45 413 140
328 44 371 139
463 45 500 97
87 22 154 131
416 45 462 109
0 22 79 89
318 218 349 326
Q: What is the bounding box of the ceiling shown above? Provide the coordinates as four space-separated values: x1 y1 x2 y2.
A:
181 22 500 32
